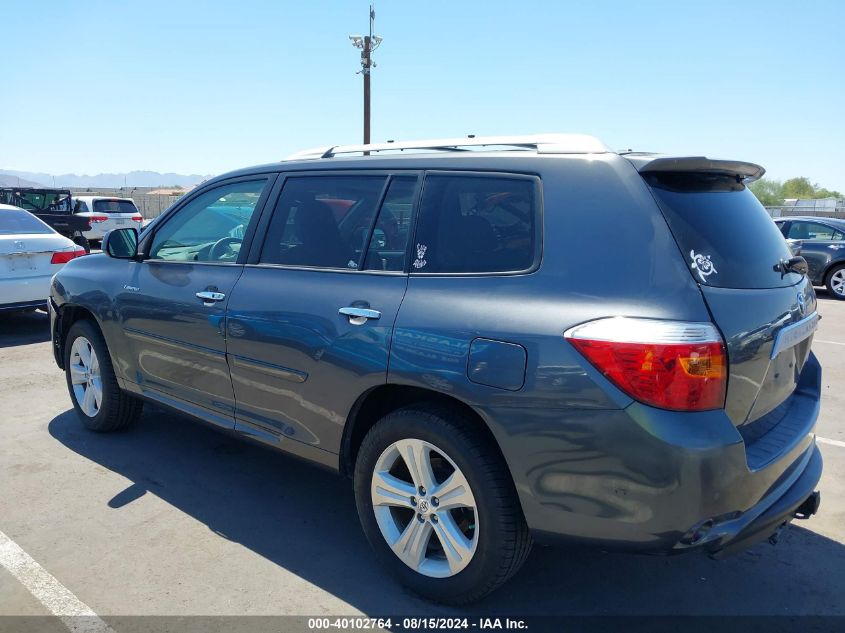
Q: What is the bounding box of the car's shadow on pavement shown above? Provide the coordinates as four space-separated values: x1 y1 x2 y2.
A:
816 289 843 303
0 310 50 348
48 407 845 616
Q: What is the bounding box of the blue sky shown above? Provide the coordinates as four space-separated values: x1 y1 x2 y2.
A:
2 0 843 189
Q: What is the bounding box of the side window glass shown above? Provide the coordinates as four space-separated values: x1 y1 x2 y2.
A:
834 231 845 241
259 176 386 269
74 201 88 213
789 222 835 241
364 177 416 271
148 179 268 262
412 175 537 273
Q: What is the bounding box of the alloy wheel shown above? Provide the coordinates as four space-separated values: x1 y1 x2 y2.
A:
69 336 102 417
831 269 845 297
371 438 479 578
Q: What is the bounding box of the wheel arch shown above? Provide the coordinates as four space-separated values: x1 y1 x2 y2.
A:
55 304 106 370
823 259 845 286
339 384 510 481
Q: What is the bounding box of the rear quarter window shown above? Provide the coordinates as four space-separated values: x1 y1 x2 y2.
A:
412 174 539 274
645 173 800 289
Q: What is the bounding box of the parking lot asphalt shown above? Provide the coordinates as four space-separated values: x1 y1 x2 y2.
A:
0 295 844 620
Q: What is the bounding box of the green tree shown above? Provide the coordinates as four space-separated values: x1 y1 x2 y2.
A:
815 187 843 199
750 177 842 206
749 178 784 206
781 177 816 199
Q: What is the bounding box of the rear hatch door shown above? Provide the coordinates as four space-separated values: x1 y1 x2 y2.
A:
632 158 817 427
92 199 142 230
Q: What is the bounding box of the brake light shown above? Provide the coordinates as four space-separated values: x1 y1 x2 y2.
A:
89 216 109 223
131 215 143 222
51 247 87 264
565 317 726 411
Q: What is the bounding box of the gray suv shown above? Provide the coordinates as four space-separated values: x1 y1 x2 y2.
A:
49 135 822 604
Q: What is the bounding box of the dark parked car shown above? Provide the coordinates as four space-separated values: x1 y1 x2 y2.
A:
0 188 92 251
49 135 822 604
775 216 845 300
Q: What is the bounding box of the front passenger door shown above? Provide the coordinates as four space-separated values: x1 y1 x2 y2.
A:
116 176 274 426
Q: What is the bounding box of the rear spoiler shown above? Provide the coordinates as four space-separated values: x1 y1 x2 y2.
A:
623 154 766 183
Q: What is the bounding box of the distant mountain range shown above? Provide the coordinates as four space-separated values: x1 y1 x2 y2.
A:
0 169 212 188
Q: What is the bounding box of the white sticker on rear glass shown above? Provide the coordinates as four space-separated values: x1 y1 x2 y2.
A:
690 250 717 282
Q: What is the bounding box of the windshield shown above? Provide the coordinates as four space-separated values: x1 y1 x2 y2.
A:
92 199 138 214
0 209 54 235
646 173 801 289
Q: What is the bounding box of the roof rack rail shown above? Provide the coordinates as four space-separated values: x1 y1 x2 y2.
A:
285 134 609 160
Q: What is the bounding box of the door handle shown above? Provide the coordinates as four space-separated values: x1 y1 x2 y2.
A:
196 290 226 305
339 306 381 325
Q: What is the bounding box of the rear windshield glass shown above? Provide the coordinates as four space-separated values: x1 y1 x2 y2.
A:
0 209 54 235
93 199 138 214
646 173 800 289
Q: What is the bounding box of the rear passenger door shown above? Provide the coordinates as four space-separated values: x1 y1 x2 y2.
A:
225 172 419 460
389 172 542 396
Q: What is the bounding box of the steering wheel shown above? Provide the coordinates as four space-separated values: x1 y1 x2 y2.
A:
209 236 242 261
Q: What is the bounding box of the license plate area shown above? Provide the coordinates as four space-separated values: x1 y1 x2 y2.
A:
771 313 819 359
5 254 36 272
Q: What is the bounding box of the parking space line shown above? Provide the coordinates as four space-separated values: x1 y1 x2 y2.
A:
0 529 114 633
818 436 845 449
815 340 845 346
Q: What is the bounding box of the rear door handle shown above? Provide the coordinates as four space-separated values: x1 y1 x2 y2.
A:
196 290 226 305
339 306 381 325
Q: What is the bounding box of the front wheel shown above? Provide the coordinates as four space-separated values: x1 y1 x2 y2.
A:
354 406 532 605
64 320 142 431
825 264 845 300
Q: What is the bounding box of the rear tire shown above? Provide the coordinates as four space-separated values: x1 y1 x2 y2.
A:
353 405 532 605
64 320 142 431
72 234 91 253
825 264 845 300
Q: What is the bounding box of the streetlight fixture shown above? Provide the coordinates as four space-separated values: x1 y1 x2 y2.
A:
349 4 382 146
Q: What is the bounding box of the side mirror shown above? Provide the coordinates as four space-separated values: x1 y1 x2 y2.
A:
103 228 138 259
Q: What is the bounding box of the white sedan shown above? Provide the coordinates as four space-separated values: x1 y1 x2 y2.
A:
1 203 87 312
73 196 144 242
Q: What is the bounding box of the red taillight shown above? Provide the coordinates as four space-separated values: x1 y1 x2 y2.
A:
89 215 109 223
565 317 727 411
131 215 143 222
51 247 87 265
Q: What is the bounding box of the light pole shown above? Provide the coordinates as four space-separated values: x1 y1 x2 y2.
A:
349 4 382 146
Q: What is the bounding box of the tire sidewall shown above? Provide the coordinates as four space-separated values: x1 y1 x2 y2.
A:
354 408 513 602
64 320 113 429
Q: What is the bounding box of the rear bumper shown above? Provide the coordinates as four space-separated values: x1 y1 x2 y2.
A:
706 445 821 557
487 353 823 555
82 227 106 240
0 276 52 310
83 221 143 241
